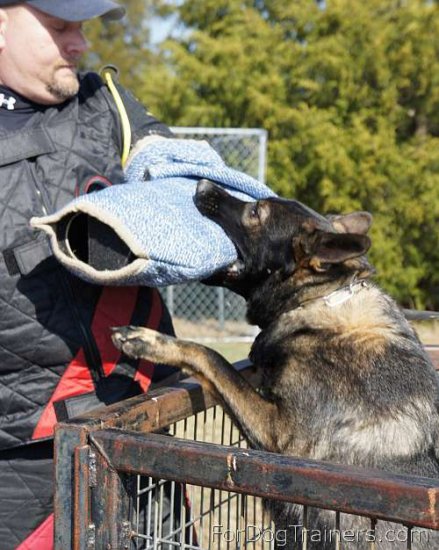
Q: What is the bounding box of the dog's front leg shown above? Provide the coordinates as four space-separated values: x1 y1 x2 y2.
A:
112 326 283 452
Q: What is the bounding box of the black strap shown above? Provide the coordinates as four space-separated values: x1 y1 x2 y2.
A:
3 238 53 276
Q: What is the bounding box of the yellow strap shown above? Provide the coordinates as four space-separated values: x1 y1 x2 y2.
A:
101 66 132 167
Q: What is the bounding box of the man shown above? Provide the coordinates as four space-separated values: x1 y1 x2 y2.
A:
0 1 179 547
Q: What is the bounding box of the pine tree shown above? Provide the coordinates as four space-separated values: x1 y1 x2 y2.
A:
82 0 157 91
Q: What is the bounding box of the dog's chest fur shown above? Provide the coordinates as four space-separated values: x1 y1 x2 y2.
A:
249 284 439 470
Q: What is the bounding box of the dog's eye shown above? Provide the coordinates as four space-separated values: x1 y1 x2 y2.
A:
250 204 259 218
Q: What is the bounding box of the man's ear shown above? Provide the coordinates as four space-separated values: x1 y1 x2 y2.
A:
329 212 372 235
309 232 371 268
0 10 8 51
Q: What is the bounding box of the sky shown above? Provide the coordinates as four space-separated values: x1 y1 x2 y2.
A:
149 13 180 45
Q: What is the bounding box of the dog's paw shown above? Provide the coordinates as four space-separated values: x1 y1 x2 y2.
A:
111 325 165 361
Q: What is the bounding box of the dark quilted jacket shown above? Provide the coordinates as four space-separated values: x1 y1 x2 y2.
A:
0 72 175 450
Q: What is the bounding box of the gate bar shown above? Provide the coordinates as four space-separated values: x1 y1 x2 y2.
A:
90 430 439 530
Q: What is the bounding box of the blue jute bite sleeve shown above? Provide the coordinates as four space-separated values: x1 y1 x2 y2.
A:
31 138 276 287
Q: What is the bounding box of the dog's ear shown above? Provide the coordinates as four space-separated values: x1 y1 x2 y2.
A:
309 232 371 270
328 212 372 235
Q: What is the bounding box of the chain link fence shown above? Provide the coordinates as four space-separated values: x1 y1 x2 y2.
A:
159 128 268 342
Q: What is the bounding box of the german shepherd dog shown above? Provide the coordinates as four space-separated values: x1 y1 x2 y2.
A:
112 180 439 549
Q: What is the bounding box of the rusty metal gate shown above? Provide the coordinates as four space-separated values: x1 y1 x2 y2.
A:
55 350 439 549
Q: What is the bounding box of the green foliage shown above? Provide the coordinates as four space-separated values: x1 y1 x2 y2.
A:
81 0 159 91
87 0 439 308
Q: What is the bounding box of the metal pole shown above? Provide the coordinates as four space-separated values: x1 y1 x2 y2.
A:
403 309 439 321
217 287 225 331
167 286 174 317
258 129 268 185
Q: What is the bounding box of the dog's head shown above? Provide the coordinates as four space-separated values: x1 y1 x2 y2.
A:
195 179 373 299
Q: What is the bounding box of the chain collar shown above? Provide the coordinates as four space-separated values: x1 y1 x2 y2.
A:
296 278 369 311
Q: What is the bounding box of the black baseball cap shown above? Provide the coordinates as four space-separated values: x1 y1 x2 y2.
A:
0 0 125 21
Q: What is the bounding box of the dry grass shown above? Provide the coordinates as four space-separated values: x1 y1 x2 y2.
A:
413 321 439 345
173 317 256 340
173 317 254 363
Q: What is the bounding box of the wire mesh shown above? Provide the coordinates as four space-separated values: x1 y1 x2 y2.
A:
170 127 267 182
130 406 275 550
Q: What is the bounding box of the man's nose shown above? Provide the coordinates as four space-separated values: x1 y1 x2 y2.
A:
64 29 89 57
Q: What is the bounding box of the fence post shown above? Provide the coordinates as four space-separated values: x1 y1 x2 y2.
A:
217 287 225 330
54 424 90 550
166 285 174 317
258 129 268 184
89 439 132 549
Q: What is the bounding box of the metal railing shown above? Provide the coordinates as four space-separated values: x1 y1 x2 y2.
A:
55 347 439 549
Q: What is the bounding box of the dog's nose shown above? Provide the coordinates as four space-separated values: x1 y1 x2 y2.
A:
196 179 216 195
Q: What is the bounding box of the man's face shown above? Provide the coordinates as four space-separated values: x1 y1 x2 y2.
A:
0 5 89 105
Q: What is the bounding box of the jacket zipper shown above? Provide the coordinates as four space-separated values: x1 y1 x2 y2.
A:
58 272 105 381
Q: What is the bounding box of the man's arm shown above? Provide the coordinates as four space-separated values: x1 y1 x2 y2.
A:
112 80 173 142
